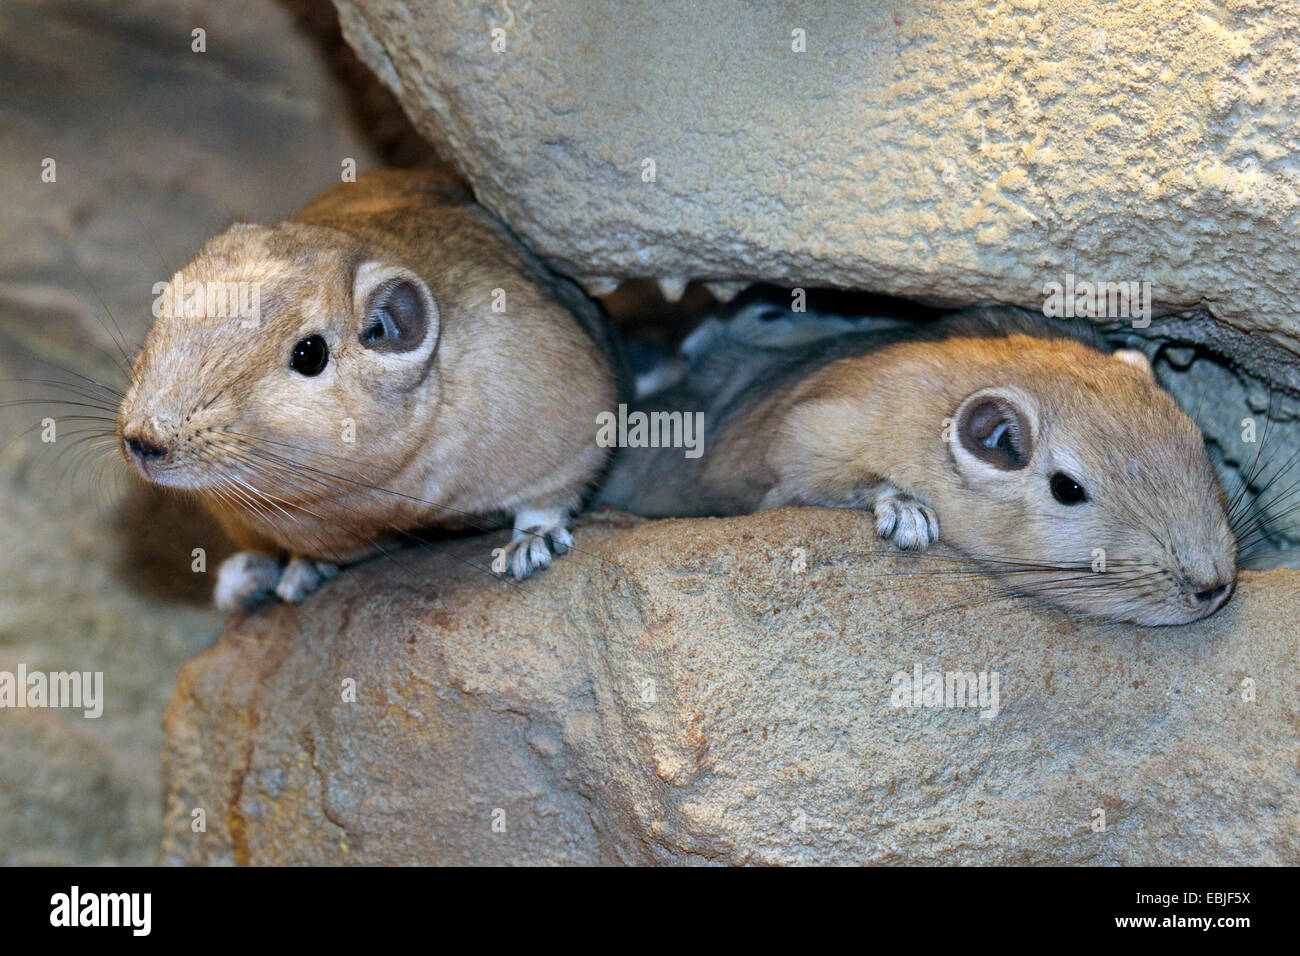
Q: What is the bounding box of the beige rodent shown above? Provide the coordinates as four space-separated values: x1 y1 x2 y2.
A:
118 169 624 609
601 306 1237 625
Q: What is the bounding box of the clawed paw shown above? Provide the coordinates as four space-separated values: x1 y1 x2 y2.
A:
496 509 573 580
873 491 939 551
213 552 339 611
275 557 340 604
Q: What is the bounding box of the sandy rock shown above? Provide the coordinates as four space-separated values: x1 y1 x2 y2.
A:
333 0 1300 353
162 508 1300 865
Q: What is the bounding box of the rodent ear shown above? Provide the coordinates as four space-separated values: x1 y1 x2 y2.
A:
1112 348 1154 379
353 262 439 354
952 387 1036 472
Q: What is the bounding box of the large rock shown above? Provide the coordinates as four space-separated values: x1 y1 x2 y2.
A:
162 509 1300 865
333 0 1300 350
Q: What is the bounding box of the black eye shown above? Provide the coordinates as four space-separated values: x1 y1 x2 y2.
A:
290 335 328 376
1050 471 1088 505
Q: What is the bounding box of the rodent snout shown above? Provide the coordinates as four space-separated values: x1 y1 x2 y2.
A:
1194 583 1228 604
123 432 167 461
120 420 173 478
1191 580 1232 615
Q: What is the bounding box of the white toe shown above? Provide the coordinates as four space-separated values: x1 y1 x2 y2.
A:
213 552 281 611
550 525 573 555
875 500 900 539
873 493 938 551
275 557 325 604
501 507 573 580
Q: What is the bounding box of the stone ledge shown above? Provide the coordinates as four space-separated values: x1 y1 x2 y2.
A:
334 0 1300 346
162 508 1300 865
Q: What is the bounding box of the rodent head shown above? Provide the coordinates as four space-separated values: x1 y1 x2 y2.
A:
117 222 440 507
939 340 1236 625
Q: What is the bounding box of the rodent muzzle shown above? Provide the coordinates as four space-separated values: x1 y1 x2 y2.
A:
1191 580 1232 616
123 433 165 461
120 427 170 477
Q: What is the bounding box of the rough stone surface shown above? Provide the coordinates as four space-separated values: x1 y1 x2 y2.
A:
334 0 1300 353
0 0 383 864
163 509 1300 865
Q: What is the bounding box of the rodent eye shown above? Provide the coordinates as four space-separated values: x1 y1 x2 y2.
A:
290 335 329 376
1050 471 1088 505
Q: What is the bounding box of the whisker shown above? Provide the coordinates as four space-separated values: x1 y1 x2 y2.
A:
223 431 615 573
54 246 139 375
218 444 506 583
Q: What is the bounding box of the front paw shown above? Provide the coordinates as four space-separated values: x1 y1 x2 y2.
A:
214 552 282 611
275 557 340 604
213 553 340 610
496 508 573 580
873 490 939 551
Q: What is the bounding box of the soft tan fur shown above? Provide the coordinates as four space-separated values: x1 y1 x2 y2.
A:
118 170 619 604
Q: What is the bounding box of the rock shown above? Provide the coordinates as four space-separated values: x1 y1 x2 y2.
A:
162 508 1300 865
333 0 1300 353
0 0 384 865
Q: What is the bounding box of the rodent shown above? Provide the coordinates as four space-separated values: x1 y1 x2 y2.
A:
600 304 1237 625
117 169 626 610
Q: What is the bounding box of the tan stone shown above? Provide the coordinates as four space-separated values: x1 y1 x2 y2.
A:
333 0 1300 357
162 508 1300 865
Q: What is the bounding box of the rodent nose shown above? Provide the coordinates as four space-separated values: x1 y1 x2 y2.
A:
1193 581 1230 609
123 432 167 461
1194 584 1226 603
